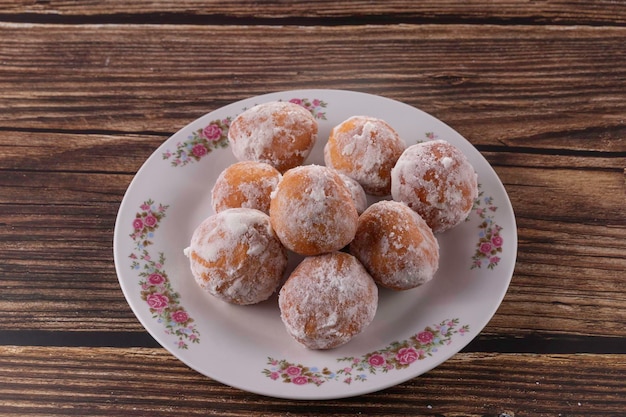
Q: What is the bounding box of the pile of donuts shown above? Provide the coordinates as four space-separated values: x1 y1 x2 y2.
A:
184 101 478 350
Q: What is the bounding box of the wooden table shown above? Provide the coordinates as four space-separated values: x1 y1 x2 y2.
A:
1 1 625 415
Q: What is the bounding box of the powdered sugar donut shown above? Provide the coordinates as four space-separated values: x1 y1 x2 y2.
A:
279 252 378 349
349 200 439 290
324 115 406 196
227 101 318 172
391 140 478 233
270 165 358 256
211 161 281 215
184 208 288 305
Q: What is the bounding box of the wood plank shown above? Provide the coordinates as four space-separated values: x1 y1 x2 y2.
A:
0 132 165 174
1 133 624 175
486 162 626 337
0 0 624 25
0 347 624 416
0 23 624 154
498 166 625 224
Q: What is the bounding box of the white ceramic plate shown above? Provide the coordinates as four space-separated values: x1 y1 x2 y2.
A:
113 89 517 400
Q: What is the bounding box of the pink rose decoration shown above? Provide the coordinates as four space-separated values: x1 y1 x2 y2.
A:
491 235 503 247
396 347 418 365
144 214 157 227
192 143 207 157
480 242 493 254
146 293 169 310
148 273 165 285
368 354 385 367
132 218 144 230
417 331 434 344
285 366 301 376
202 124 222 141
171 310 189 323
289 98 303 106
292 376 308 385
270 372 280 380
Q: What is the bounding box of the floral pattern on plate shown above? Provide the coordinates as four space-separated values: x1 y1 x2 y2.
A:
263 318 469 386
162 118 231 167
129 199 200 349
162 97 328 167
287 97 328 120
470 187 504 269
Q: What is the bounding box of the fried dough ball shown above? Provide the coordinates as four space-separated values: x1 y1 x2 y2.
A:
270 165 358 256
349 200 439 291
211 161 281 215
184 208 288 305
227 101 318 172
391 140 478 233
324 115 406 195
278 252 378 349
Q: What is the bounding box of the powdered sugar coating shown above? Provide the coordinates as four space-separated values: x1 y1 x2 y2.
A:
227 101 318 172
349 200 439 290
337 172 368 215
324 115 406 196
185 208 288 305
211 161 282 215
279 252 378 350
391 140 478 233
270 165 358 256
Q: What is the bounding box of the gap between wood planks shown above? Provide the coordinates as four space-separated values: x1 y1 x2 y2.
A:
0 330 624 353
0 12 624 27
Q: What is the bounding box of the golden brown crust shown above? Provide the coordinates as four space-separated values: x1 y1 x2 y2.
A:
186 208 288 305
227 101 318 173
391 140 478 233
269 165 358 256
350 200 439 290
211 161 281 215
278 252 378 349
324 116 405 195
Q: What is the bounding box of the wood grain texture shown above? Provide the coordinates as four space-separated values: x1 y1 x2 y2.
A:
0 23 624 154
0 347 624 416
0 0 624 25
